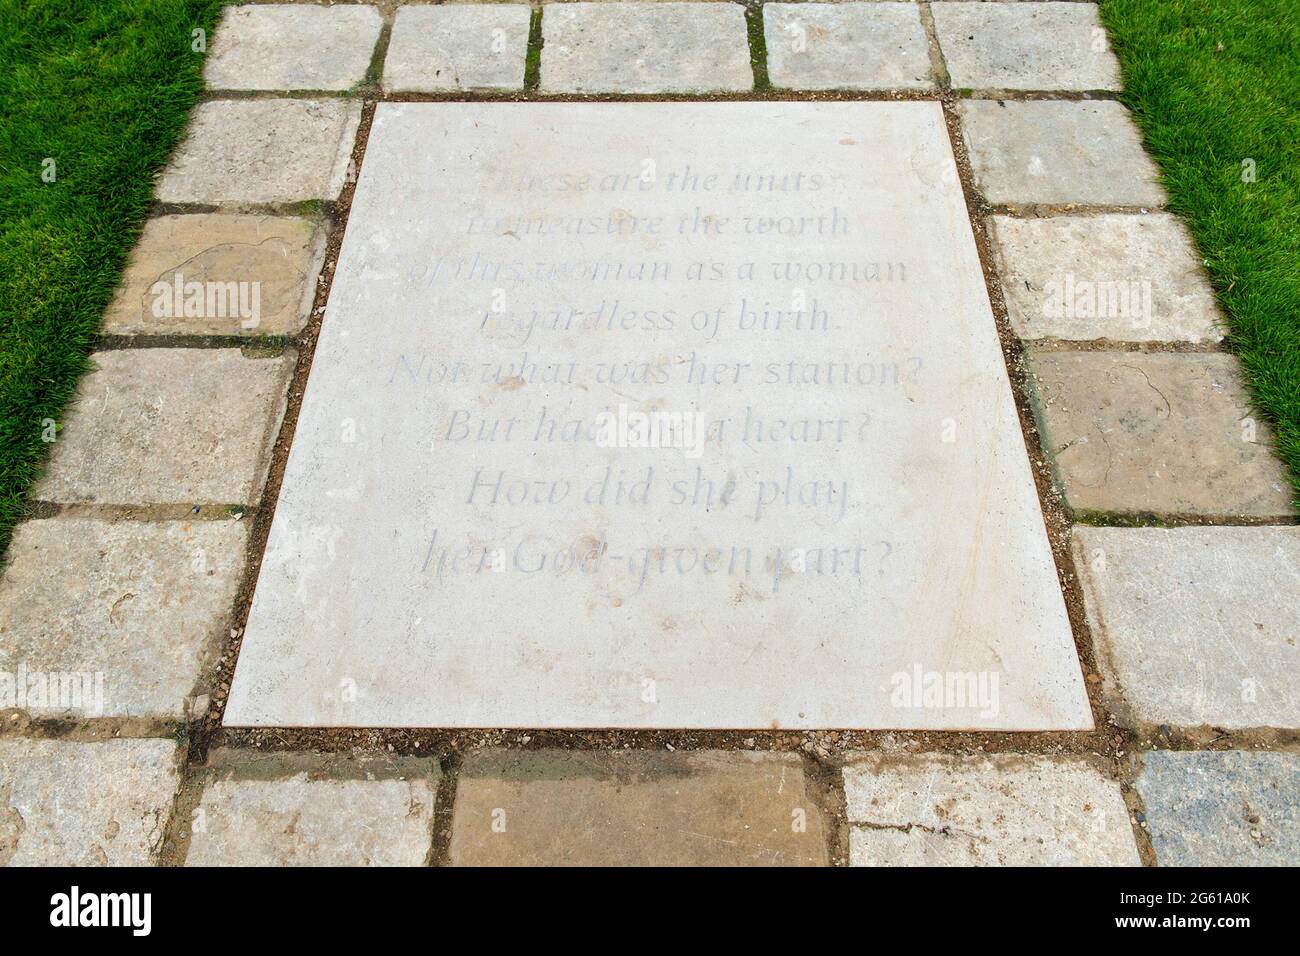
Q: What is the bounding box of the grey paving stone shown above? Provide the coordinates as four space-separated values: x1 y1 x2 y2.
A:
1027 351 1293 518
204 4 382 91
450 750 829 866
988 213 1223 343
0 738 181 866
34 349 293 507
186 751 437 866
541 3 752 93
933 2 1121 91
844 753 1139 866
157 99 361 204
1072 526 1300 729
959 100 1165 206
764 3 933 91
103 214 325 336
0 518 247 720
384 4 531 92
1138 751 1299 866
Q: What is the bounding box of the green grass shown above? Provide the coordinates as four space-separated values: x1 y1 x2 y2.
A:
0 0 224 557
1101 0 1300 506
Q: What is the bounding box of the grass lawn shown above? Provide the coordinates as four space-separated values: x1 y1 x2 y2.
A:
0 0 223 557
1101 0 1300 506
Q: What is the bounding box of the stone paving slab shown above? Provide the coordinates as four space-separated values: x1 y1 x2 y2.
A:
1027 351 1293 518
385 4 531 92
933 2 1121 92
35 348 293 507
1072 526 1300 729
224 101 1089 730
0 738 180 866
204 4 382 92
988 213 1223 343
764 3 933 91
186 751 437 866
1136 751 1299 866
103 214 325 337
844 753 1140 866
959 100 1165 207
541 3 752 93
0 518 247 720
450 750 829 866
157 99 361 205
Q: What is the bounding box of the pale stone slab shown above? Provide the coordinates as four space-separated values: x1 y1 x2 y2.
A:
204 4 382 91
451 750 827 866
104 214 325 336
541 3 752 93
988 213 1223 343
959 100 1165 206
1072 526 1300 729
933 2 1121 92
0 518 247 720
385 5 531 92
226 102 1089 730
0 738 180 866
844 753 1140 866
1137 751 1300 866
157 99 361 204
764 4 933 91
35 349 293 506
1028 351 1293 518
186 753 436 866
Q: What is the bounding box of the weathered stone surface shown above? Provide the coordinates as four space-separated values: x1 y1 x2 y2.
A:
204 4 382 91
35 349 293 506
933 2 1121 91
385 4 531 92
225 102 1089 730
186 751 436 866
451 750 827 866
0 518 247 720
1028 351 1293 518
764 3 933 91
0 738 180 866
988 213 1223 343
1137 751 1299 866
157 99 361 204
541 3 752 93
1072 526 1300 729
844 753 1139 866
104 214 324 336
959 100 1164 206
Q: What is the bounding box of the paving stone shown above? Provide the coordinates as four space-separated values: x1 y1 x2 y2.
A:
224 101 1090 731
35 349 293 507
0 738 181 866
157 99 361 204
988 213 1223 343
959 100 1164 206
103 214 325 336
0 518 247 720
1027 351 1293 518
1137 751 1299 866
933 2 1121 91
1072 526 1300 729
764 3 932 91
185 751 437 866
204 4 382 91
450 750 828 866
385 5 531 92
541 3 752 93
844 753 1139 866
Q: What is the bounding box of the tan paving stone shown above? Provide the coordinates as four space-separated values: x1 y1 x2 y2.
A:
450 750 830 866
764 3 934 91
384 4 531 92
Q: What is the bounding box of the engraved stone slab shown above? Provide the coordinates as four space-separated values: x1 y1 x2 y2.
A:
226 102 1090 730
